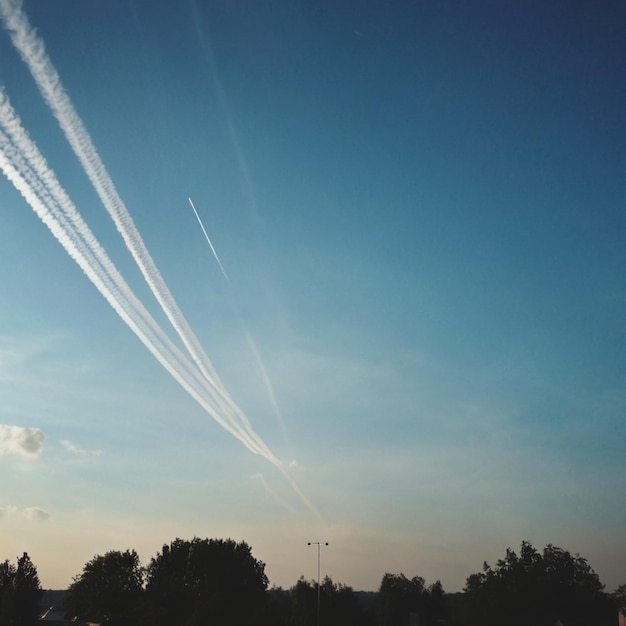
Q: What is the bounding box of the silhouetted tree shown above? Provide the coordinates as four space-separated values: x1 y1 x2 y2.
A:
614 584 626 618
263 586 292 626
423 580 446 624
377 573 424 626
144 537 268 626
321 577 363 626
65 549 144 625
290 576 364 626
377 573 445 626
464 541 608 626
0 552 42 626
290 577 318 626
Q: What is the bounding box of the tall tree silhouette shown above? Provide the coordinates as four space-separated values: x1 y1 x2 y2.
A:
290 576 364 626
144 537 268 626
464 541 609 626
65 549 144 625
0 552 42 626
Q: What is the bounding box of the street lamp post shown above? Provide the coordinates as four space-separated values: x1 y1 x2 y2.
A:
307 541 328 626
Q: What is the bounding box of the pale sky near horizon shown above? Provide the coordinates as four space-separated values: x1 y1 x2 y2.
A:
1 0 625 593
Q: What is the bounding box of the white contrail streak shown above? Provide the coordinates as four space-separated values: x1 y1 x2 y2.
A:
0 94 263 454
0 0 320 517
0 0 276 463
188 197 229 280
0 88 207 401
187 196 292 455
0 0 223 400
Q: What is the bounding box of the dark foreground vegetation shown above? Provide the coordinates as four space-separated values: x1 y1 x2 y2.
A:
2 539 625 626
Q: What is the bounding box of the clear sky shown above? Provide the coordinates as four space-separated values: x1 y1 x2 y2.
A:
1 0 625 593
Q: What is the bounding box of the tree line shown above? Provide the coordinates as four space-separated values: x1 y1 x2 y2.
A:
1 539 624 626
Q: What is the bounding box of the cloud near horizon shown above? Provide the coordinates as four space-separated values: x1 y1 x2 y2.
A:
24 506 51 521
0 424 44 458
60 439 103 457
0 505 51 521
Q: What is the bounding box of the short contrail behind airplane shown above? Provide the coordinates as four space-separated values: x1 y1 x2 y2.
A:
188 197 229 280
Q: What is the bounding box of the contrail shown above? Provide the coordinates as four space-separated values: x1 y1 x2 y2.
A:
188 197 228 280
0 0 274 460
0 2 319 516
189 0 257 212
0 96 263 454
0 85 285 459
242 326 293 456
0 0 224 399
252 473 297 514
0 88 212 404
187 195 292 456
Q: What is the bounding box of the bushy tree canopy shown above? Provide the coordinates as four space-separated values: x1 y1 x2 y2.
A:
464 541 609 626
144 537 268 626
0 552 42 626
377 573 445 626
290 575 364 626
614 584 626 617
65 548 144 625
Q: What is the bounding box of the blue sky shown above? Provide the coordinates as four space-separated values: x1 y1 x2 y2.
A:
0 0 625 592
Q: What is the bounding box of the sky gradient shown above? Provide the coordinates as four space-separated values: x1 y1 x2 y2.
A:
1 0 625 592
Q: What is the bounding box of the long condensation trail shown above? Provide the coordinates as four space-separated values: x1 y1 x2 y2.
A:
0 89 251 448
0 1 321 517
0 0 224 406
0 0 279 463
0 97 267 455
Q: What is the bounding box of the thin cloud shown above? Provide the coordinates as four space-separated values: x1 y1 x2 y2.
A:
252 472 297 514
24 506 51 521
0 505 50 521
0 424 44 458
59 439 102 457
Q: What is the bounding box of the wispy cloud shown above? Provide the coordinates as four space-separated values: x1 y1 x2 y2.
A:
0 504 50 521
59 439 102 457
252 472 297 514
24 506 51 521
0 505 12 518
189 0 258 209
0 424 44 458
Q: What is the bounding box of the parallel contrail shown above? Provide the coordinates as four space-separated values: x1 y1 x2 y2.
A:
0 91 263 454
188 197 228 280
0 89 242 444
0 0 222 395
8 0 279 466
0 0 272 461
0 0 320 518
